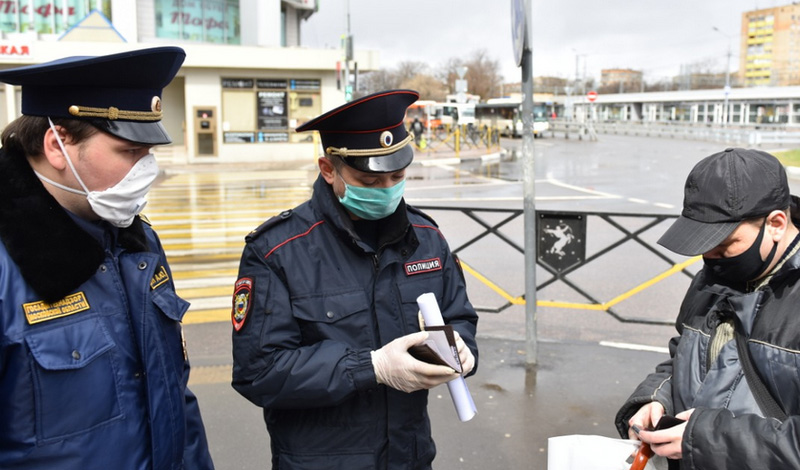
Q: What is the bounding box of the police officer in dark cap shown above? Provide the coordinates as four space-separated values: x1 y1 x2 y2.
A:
0 47 214 469
232 90 479 469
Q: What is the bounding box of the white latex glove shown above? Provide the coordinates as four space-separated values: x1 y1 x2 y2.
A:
371 331 459 393
453 330 475 376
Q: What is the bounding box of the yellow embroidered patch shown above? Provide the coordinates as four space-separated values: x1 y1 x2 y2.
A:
150 265 169 290
23 292 90 325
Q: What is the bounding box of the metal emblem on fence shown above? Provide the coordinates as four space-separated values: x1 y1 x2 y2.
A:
537 212 586 272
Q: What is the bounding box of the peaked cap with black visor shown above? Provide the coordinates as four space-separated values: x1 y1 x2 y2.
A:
0 46 185 145
296 89 419 173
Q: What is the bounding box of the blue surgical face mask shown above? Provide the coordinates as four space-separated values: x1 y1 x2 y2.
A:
336 171 405 220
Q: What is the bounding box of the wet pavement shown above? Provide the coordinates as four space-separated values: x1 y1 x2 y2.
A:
427 335 667 470
185 315 670 470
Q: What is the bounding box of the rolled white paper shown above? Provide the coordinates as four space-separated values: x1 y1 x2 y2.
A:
416 292 477 422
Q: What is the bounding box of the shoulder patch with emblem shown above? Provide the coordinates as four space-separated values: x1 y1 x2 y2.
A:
232 277 254 332
452 254 466 282
150 265 170 290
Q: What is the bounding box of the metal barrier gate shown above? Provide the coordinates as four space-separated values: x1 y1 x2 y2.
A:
416 205 700 327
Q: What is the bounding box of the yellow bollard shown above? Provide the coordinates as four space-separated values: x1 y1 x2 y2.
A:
454 125 460 159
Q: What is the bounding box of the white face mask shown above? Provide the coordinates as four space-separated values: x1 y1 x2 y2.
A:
34 118 159 228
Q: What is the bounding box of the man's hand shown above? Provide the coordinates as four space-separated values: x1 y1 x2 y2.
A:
636 409 695 460
371 331 459 393
627 401 666 440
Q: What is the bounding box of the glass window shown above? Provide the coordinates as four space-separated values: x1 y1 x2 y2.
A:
222 91 255 131
0 0 111 34
155 0 240 44
221 77 322 144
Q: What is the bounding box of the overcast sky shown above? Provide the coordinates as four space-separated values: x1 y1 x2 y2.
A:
301 0 786 86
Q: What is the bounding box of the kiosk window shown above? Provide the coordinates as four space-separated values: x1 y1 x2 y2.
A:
222 91 256 130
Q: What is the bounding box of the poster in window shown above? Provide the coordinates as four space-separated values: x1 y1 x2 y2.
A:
257 91 288 129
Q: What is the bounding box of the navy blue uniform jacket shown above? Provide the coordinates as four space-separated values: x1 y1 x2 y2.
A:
0 147 213 469
232 175 479 470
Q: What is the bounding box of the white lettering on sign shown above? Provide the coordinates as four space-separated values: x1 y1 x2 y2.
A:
405 258 443 276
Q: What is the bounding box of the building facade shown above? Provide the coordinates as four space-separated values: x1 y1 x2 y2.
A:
599 68 643 94
740 3 800 87
563 87 800 127
0 0 378 163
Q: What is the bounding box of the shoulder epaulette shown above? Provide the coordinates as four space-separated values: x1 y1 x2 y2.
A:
246 209 293 242
407 204 438 227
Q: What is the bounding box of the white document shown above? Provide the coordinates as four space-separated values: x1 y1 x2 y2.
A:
416 292 477 422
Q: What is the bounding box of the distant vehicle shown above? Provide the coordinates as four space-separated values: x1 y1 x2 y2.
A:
476 97 550 138
405 100 440 130
438 102 476 127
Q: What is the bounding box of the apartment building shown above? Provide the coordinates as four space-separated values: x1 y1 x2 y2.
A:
741 3 800 87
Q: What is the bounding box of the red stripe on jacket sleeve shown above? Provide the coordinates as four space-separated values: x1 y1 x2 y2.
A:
264 220 326 260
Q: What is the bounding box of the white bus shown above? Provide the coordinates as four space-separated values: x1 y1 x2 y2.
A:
437 102 476 127
475 98 550 137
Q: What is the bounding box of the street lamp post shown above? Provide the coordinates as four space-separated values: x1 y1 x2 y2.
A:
713 26 732 127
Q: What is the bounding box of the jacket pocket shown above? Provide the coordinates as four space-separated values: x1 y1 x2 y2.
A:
398 277 444 330
292 289 371 346
152 284 191 322
25 317 122 443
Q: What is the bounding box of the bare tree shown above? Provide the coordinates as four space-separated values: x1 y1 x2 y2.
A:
357 50 502 101
394 61 429 84
463 50 503 101
399 74 448 101
437 50 502 101
356 69 401 98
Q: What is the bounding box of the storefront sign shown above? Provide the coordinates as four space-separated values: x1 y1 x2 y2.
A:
0 0 109 34
0 43 29 57
155 0 240 44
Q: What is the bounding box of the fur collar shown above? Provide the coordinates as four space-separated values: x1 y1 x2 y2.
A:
0 148 147 303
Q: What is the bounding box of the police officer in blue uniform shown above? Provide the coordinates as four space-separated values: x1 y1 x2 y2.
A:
0 47 214 469
231 90 479 470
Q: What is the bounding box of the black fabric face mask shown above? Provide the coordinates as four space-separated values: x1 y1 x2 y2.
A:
703 220 778 286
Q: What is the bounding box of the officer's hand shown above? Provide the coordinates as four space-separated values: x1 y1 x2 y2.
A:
371 331 459 393
453 330 475 376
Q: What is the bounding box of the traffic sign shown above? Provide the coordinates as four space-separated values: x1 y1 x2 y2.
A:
511 0 528 66
587 91 598 102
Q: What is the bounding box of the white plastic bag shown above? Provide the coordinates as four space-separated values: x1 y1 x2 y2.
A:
547 435 660 470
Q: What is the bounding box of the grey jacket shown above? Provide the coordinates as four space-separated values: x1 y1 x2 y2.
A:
616 212 800 469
